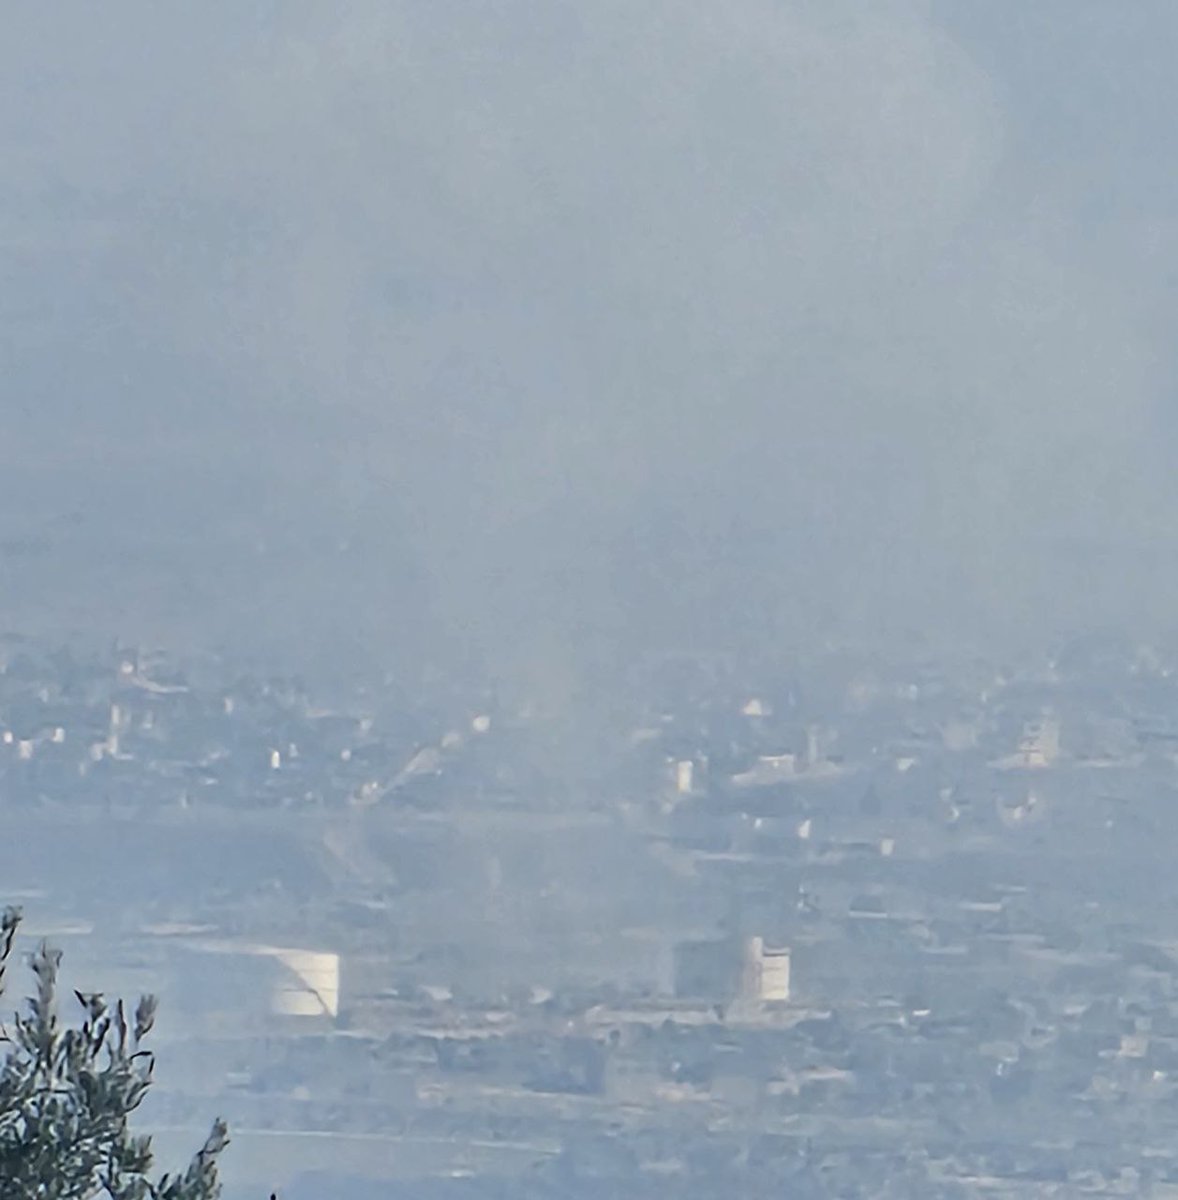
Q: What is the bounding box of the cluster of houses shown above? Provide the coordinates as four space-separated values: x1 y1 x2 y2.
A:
8 631 1178 1195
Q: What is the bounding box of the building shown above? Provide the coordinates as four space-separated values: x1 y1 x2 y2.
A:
741 936 791 1003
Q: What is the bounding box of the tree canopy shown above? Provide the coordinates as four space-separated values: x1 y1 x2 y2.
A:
0 906 227 1199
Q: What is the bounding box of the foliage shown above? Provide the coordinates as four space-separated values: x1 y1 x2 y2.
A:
0 906 227 1199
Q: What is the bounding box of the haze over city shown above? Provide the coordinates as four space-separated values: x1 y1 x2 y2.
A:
2 3 1177 679
4 4 1178 1198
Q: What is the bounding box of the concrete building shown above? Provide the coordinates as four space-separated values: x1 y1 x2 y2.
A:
741 936 791 1004
667 935 791 1006
669 937 741 1001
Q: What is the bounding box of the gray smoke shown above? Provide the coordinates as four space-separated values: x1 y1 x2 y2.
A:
3 1 1177 684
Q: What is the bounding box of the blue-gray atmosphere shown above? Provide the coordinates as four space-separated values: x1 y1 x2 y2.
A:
3 3 1178 1197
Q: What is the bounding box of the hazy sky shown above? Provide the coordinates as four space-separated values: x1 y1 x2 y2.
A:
3 2 1178 680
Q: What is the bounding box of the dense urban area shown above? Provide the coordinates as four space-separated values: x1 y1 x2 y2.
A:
6 630 1178 1197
